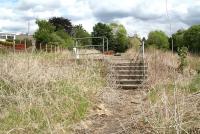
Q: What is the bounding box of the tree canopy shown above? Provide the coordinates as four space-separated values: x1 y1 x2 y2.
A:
49 17 73 35
34 19 73 48
147 30 169 50
129 34 141 50
109 23 129 52
72 24 91 46
34 19 55 44
183 25 200 53
92 22 114 51
171 29 185 51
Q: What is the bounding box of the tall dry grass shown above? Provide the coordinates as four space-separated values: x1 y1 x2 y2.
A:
125 48 200 133
0 51 106 133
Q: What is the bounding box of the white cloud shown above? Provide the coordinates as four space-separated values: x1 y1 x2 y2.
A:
0 0 200 37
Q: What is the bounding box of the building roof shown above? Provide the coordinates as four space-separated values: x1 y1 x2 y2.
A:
0 32 16 35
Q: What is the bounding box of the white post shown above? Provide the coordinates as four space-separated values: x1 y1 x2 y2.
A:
25 39 27 52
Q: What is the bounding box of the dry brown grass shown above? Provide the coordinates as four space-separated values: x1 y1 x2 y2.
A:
0 51 106 133
124 48 200 133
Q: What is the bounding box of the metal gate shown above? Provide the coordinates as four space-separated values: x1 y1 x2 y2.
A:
73 37 108 58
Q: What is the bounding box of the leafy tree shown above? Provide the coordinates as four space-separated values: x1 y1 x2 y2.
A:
110 23 129 52
72 24 91 46
92 22 114 51
183 25 200 53
147 30 169 49
49 17 73 35
169 29 185 52
128 34 141 50
55 30 74 48
34 19 55 44
34 19 74 49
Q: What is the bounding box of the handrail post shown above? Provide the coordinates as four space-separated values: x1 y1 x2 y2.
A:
142 37 145 60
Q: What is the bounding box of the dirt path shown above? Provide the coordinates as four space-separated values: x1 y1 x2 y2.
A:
72 87 148 134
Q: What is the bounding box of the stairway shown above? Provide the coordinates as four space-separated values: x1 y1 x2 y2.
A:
111 59 148 89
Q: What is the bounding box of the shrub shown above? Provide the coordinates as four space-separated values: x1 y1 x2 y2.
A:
177 46 188 73
187 74 200 93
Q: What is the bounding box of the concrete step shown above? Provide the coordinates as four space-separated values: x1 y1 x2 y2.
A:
118 84 139 89
116 75 147 79
116 79 144 85
113 66 148 70
113 62 148 66
116 70 147 75
118 84 147 89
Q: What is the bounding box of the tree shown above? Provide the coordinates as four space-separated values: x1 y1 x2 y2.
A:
92 22 114 51
72 24 91 46
54 30 74 48
183 25 200 53
170 29 185 52
147 30 169 49
109 23 129 52
49 17 73 35
34 19 74 49
34 19 55 44
128 34 141 50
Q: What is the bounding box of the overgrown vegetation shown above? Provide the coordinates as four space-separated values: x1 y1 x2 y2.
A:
177 46 188 73
0 52 106 133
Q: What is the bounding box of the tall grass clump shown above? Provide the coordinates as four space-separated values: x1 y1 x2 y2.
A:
0 52 106 133
125 48 200 133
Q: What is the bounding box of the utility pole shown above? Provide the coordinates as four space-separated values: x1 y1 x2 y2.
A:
27 21 30 36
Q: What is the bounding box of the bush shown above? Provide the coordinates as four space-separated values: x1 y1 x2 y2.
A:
177 46 188 73
0 41 13 46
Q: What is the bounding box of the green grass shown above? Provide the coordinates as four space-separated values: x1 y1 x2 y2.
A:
187 74 200 93
0 80 92 133
0 53 106 133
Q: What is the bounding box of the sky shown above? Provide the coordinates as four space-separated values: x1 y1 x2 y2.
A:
0 0 200 37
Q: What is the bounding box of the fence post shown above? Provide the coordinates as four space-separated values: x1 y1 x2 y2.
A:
51 45 52 53
13 40 15 54
25 39 27 52
32 40 36 53
46 44 47 52
40 43 42 51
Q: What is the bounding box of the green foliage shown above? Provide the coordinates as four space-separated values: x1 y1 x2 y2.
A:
178 46 188 73
55 30 74 48
49 17 73 35
0 80 89 133
128 34 141 50
92 22 114 51
92 22 128 52
34 19 55 44
147 30 169 50
72 24 91 46
183 25 200 53
34 19 74 49
171 29 185 51
110 23 129 52
0 41 13 46
187 74 200 93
